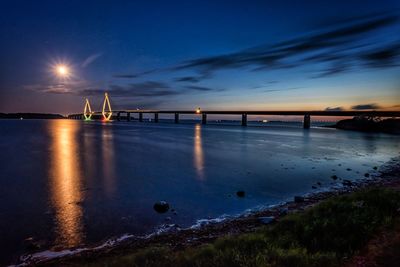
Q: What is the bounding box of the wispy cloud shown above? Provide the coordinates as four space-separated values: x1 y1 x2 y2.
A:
325 106 344 111
351 103 381 110
81 53 103 68
170 12 399 78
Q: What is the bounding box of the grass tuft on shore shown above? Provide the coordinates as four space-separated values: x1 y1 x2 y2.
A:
83 188 400 267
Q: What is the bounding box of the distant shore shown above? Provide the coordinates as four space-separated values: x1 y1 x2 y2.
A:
328 117 400 134
0 113 65 119
16 156 400 266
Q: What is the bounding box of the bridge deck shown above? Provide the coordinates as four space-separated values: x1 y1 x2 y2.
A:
79 110 400 117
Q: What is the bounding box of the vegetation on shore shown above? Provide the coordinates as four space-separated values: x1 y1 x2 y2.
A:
69 188 400 267
334 117 400 134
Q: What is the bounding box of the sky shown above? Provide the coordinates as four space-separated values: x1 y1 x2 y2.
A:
0 0 399 115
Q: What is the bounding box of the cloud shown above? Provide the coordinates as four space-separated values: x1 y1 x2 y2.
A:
351 103 381 110
89 82 177 97
175 76 201 83
185 85 214 91
112 74 139 78
325 106 344 111
25 80 98 94
81 53 103 68
26 79 179 98
262 87 303 93
112 70 156 79
171 13 399 77
360 44 400 67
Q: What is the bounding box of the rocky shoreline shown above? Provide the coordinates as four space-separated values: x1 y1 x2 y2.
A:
17 157 400 266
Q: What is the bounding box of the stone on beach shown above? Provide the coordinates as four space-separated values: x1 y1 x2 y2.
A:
153 201 170 213
294 196 305 203
342 180 353 186
236 191 245 197
258 216 275 224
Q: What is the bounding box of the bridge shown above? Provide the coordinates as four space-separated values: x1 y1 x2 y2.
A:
68 93 400 129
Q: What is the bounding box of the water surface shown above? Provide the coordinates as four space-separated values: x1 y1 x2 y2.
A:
0 120 399 264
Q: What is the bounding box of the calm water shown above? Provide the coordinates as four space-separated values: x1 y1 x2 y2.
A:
0 120 399 264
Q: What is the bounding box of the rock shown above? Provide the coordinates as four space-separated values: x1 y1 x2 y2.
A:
364 173 370 177
331 175 338 180
23 237 43 250
236 191 245 197
346 168 352 171
153 201 170 213
258 216 275 224
353 201 364 208
342 180 353 186
165 216 171 221
294 196 304 203
373 166 378 170
312 185 317 189
317 182 322 186
279 208 288 216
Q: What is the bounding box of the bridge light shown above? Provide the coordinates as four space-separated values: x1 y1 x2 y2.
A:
102 92 113 121
196 107 201 114
83 98 93 121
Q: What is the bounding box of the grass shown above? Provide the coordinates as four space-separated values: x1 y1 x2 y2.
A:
78 188 400 267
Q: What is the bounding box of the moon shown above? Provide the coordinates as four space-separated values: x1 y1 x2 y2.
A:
55 64 70 78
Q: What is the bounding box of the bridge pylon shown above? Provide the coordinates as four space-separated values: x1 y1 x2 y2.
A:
83 98 93 121
102 92 113 121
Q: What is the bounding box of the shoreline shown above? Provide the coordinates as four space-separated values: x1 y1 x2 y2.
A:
15 156 400 266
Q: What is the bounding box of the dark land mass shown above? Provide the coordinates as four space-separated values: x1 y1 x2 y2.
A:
331 116 400 134
0 113 65 119
18 158 400 267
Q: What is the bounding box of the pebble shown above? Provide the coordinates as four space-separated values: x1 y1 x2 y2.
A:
258 216 275 224
236 191 245 197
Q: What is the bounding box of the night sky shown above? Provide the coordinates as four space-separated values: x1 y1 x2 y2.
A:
0 0 399 114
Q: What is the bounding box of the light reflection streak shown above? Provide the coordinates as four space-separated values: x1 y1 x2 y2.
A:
101 124 116 197
194 124 205 180
48 120 83 247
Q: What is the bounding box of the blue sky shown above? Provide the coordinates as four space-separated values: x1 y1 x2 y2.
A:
0 0 399 114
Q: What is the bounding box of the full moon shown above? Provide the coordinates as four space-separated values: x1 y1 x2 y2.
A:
56 65 69 77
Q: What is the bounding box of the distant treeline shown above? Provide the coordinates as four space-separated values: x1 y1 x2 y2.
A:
0 113 65 119
333 117 400 134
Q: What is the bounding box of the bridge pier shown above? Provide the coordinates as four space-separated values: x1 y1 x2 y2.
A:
241 113 247 126
154 113 159 123
174 113 179 123
303 114 311 129
127 112 131 121
202 113 207 124
139 113 143 122
117 112 121 121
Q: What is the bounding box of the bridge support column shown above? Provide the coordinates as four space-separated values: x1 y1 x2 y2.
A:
303 114 311 129
241 113 247 126
174 113 179 123
202 113 207 124
127 112 131 121
139 113 143 122
117 112 121 121
154 113 159 123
